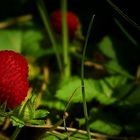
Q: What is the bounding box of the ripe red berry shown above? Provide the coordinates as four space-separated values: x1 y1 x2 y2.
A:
0 50 29 109
50 10 80 39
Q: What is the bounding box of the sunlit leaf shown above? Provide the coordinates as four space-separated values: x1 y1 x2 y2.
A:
55 77 95 103
22 29 44 57
29 119 46 125
41 135 60 140
55 75 127 105
69 132 89 140
34 109 49 119
0 30 22 52
44 100 66 111
17 100 35 122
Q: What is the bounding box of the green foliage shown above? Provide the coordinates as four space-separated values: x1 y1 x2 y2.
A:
0 30 22 52
97 35 135 79
21 100 35 122
0 0 140 139
55 75 127 105
43 99 66 111
55 76 95 103
97 36 117 59
0 22 47 59
122 86 140 105
40 133 89 140
10 116 25 128
41 135 60 140
8 97 49 128
34 109 49 119
21 28 45 57
89 108 122 136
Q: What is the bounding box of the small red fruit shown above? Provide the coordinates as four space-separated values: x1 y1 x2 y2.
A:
50 10 80 39
0 50 29 109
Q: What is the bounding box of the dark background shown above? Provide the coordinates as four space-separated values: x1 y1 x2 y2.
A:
0 0 140 74
0 0 139 41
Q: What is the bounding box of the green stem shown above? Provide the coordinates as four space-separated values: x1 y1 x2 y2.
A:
81 15 95 140
11 127 22 140
61 0 71 78
106 0 140 31
114 18 138 46
36 0 63 74
10 96 31 140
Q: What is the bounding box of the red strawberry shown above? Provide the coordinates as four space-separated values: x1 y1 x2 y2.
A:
50 10 80 39
0 50 29 109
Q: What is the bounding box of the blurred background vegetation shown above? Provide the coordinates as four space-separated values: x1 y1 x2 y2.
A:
0 0 140 140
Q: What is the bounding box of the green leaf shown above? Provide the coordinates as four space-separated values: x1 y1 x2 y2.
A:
29 119 46 125
113 82 136 103
122 85 140 105
93 75 127 105
41 133 88 140
0 116 5 125
89 108 122 136
44 100 66 111
55 75 127 105
18 100 35 122
97 35 134 79
69 132 89 140
55 77 95 103
97 36 117 59
10 116 25 128
105 60 134 79
22 29 44 57
41 135 60 140
0 30 22 52
34 109 49 119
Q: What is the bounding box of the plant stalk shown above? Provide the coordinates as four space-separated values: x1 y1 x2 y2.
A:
11 127 22 140
36 0 63 74
61 0 71 78
81 15 95 140
114 18 138 46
